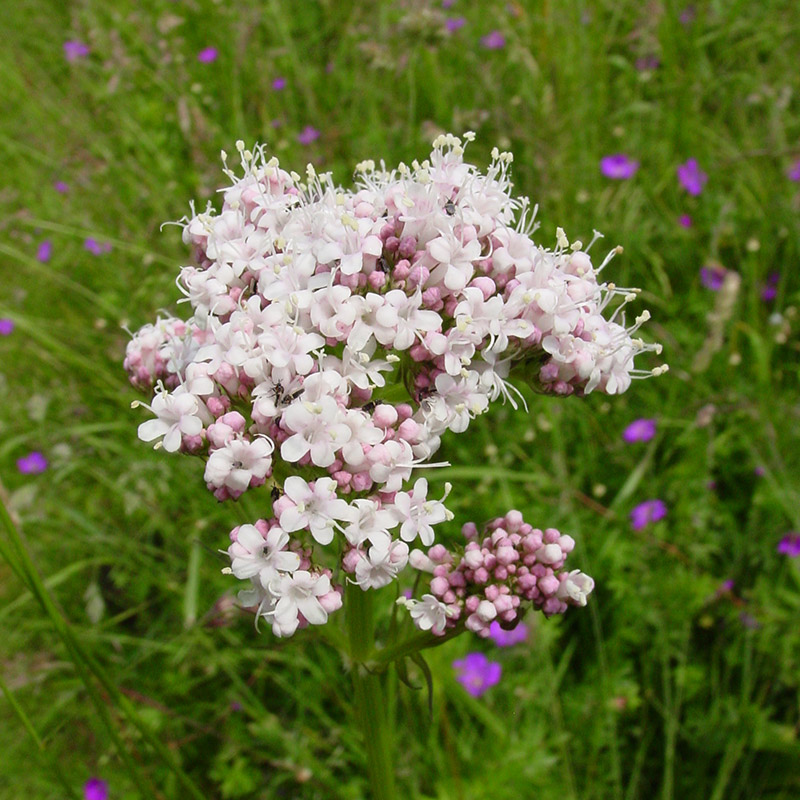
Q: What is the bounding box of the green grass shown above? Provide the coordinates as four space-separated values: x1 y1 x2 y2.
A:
2 0 800 797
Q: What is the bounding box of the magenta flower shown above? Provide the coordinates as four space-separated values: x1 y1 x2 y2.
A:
677 159 708 195
777 533 800 557
717 579 735 595
0 319 14 335
442 0 455 7
453 652 502 697
679 5 696 25
83 778 108 800
36 240 53 263
700 263 728 290
630 499 667 531
761 272 779 302
787 160 800 182
678 213 692 228
16 451 48 475
197 47 218 63
488 620 528 647
272 76 287 90
622 418 656 443
600 154 639 180
84 238 112 255
480 31 506 49
64 41 90 61
54 180 70 193
445 16 466 32
297 125 320 145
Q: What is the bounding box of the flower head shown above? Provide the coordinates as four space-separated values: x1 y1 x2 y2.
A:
83 778 108 800
600 154 639 180
777 533 800 557
297 125 320 145
17 451 48 474
480 31 506 49
630 499 667 530
64 41 90 61
446 17 466 32
700 263 728 290
677 159 708 195
0 319 13 335
84 238 112 255
488 620 528 647
272 76 287 90
622 418 656 443
678 214 692 228
197 47 218 63
54 180 70 193
37 240 52 262
453 652 502 696
787 160 800 182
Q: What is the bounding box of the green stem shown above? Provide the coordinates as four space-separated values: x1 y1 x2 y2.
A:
345 584 397 800
369 623 465 668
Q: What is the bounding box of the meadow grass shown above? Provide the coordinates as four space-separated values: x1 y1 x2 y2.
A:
1 0 799 797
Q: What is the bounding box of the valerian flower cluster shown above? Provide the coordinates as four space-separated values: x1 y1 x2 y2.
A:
125 134 664 638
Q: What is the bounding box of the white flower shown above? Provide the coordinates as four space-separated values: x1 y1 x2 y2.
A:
227 524 301 585
390 478 452 546
343 499 397 548
556 570 595 606
279 477 356 545
204 436 274 493
404 593 451 635
269 570 333 637
137 387 204 452
354 540 409 589
280 396 352 468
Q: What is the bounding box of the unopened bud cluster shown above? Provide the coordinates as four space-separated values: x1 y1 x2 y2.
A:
125 134 658 638
400 510 594 637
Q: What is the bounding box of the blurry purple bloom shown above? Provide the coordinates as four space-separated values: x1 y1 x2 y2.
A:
739 612 760 630
679 5 696 25
778 533 800 557
54 180 70 193
716 579 735 596
677 159 708 195
64 41 90 62
678 214 692 228
635 55 660 71
787 161 800 182
83 778 108 800
272 76 287 90
480 31 506 49
706 480 717 491
17 451 48 475
622 418 656 443
630 499 667 531
325 61 335 74
489 620 528 647
754 465 766 477
453 652 502 697
270 118 283 128
700 263 727 290
506 3 520 17
445 16 466 32
600 154 639 180
442 0 455 7
761 272 779 302
37 240 53 263
197 47 218 63
297 125 320 145
84 238 112 255
230 700 243 712
0 319 14 335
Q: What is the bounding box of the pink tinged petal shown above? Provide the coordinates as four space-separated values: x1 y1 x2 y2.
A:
310 521 335 546
274 551 301 571
279 507 306 532
137 418 169 442
310 440 335 467
281 434 311 462
283 476 312 504
237 525 265 552
179 415 203 436
228 469 252 493
298 596 327 625
162 426 183 452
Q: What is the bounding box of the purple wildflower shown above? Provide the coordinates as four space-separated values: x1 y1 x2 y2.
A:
489 620 528 647
0 319 14 335
37 240 53 263
442 0 455 7
453 652 502 697
271 118 284 128
678 214 692 228
679 5 696 25
677 159 708 195
754 465 766 477
761 272 779 302
716 579 735 596
700 263 727 290
83 778 108 800
54 180 70 193
787 160 800 182
297 125 320 145
445 16 466 32
272 76 287 90
635 55 660 71
197 47 218 63
64 41 90 61
84 238 112 255
622 418 656 443
480 31 506 49
16 451 48 475
630 499 667 531
777 533 800 557
600 154 639 180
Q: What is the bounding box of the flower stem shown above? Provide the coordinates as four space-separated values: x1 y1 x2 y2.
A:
345 583 397 800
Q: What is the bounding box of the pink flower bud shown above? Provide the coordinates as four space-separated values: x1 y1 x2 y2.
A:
538 574 560 596
372 404 398 428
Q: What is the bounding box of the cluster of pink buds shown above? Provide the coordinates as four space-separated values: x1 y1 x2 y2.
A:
399 510 594 637
126 134 659 637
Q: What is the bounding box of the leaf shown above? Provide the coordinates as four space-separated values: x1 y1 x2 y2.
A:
410 651 434 719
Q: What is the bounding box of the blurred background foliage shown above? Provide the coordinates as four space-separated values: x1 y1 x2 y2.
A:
1 0 799 797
